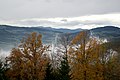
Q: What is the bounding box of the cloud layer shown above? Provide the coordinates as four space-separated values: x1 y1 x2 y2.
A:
0 13 120 29
0 0 120 20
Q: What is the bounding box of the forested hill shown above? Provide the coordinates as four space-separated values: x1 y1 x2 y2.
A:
0 25 120 50
0 25 82 50
91 26 120 42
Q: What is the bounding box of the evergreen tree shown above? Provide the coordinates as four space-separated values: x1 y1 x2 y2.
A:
0 59 8 80
59 56 70 80
44 62 53 80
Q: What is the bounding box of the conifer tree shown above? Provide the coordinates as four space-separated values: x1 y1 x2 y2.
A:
59 55 70 80
57 33 71 80
0 59 8 80
6 32 49 80
44 61 54 80
68 31 106 80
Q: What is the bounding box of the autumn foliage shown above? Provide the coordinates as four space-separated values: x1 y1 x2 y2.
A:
68 31 120 80
6 32 49 80
0 31 119 80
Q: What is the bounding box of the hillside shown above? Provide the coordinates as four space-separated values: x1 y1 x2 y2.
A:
0 25 120 51
0 25 82 50
91 26 120 41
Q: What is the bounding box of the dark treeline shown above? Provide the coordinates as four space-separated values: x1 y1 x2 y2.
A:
0 31 120 80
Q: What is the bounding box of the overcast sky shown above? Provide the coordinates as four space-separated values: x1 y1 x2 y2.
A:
0 0 120 29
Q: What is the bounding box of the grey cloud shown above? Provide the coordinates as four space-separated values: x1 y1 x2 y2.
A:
10 18 117 28
0 0 120 20
59 21 80 26
2 13 118 29
14 20 80 27
61 19 67 22
14 20 55 26
81 20 113 25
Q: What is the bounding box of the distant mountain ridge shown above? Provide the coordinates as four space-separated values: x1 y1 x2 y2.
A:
0 25 120 50
91 26 120 32
0 25 82 50
91 26 120 41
